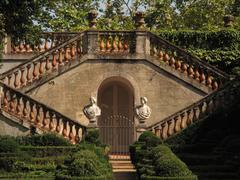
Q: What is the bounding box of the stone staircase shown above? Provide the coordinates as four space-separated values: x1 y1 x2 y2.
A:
109 155 137 180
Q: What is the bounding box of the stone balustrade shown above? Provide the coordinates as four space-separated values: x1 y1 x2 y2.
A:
4 32 78 54
98 31 135 53
1 33 84 89
0 82 86 143
148 77 240 140
148 32 229 90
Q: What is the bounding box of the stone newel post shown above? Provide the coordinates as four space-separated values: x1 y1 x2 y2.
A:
135 12 150 57
83 10 99 54
4 36 11 54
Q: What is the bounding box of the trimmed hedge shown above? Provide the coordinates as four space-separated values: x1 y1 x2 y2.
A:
130 131 195 179
55 173 113 180
141 175 198 180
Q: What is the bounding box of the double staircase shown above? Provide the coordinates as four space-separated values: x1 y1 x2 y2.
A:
1 29 239 178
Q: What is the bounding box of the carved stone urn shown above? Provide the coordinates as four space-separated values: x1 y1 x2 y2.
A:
83 96 101 127
135 11 145 30
135 97 151 125
88 10 98 29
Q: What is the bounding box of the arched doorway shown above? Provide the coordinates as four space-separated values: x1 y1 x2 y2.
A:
98 77 135 155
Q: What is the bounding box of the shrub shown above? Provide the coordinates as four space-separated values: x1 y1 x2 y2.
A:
0 137 19 153
16 133 71 146
151 145 193 177
138 131 162 148
84 129 101 146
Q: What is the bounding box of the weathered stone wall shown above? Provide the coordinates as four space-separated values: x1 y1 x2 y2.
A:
28 59 205 126
0 115 30 136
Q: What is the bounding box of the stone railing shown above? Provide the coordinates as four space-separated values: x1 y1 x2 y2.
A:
0 82 86 144
4 32 78 54
98 31 135 53
148 77 240 140
148 32 229 91
1 33 85 89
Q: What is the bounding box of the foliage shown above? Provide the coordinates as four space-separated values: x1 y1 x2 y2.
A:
16 133 72 146
151 145 193 177
0 136 20 153
138 131 163 148
158 30 240 50
84 129 102 146
56 147 112 179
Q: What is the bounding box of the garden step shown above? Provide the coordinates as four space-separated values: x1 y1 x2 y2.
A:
109 159 136 173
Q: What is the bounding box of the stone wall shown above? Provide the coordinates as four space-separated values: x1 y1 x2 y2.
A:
28 59 205 126
0 114 30 136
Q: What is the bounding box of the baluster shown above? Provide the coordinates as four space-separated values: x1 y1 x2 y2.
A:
158 48 164 61
161 122 168 140
35 105 41 126
163 50 170 64
192 107 199 122
194 67 200 82
52 52 57 69
100 35 105 52
77 40 82 57
212 79 218 90
174 116 181 132
70 43 76 61
7 74 12 86
9 91 15 113
39 59 44 77
112 34 117 52
3 89 9 111
69 122 75 143
26 64 32 83
49 112 55 131
20 67 26 86
29 102 35 123
42 109 48 129
154 126 161 138
153 46 157 56
16 96 22 116
75 125 80 143
118 35 123 51
198 102 204 118
167 119 175 136
106 35 111 52
123 36 128 51
56 115 62 133
181 63 188 74
169 52 175 68
58 49 63 66
45 56 51 71
62 120 68 138
175 59 181 71
206 74 213 88
44 38 49 51
14 71 19 88
64 46 69 64
188 65 194 78
200 69 206 84
33 62 38 79
186 109 193 125
180 112 187 129
22 98 28 118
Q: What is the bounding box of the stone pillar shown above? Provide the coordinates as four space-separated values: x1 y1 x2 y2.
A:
83 10 99 54
134 12 150 56
4 36 11 54
136 123 147 140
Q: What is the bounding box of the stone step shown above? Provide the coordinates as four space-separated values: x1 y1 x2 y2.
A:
114 172 138 180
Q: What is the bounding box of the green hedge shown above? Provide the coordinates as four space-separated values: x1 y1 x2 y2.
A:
55 173 113 180
158 30 240 50
20 146 77 157
141 175 198 180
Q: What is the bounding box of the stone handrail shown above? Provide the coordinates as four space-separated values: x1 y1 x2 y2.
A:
148 32 230 90
148 77 240 140
4 32 78 54
98 30 135 53
1 33 85 89
0 82 86 144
